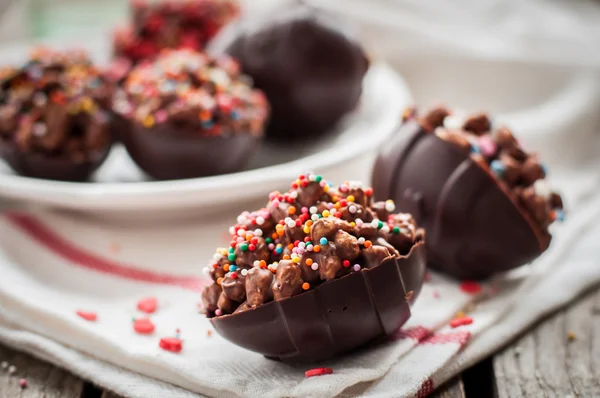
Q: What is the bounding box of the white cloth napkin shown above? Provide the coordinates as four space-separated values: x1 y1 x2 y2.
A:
1 0 600 397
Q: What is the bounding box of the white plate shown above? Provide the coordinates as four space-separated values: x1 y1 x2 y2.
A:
0 39 412 220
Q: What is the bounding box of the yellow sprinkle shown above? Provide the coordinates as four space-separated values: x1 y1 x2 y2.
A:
303 226 310 234
347 195 355 202
142 115 155 128
323 185 329 192
568 331 576 341
334 202 342 209
322 210 330 218
350 222 356 227
82 97 94 112
456 311 465 318
292 257 300 264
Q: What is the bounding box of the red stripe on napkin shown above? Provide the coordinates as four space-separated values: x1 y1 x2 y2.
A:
5 212 208 292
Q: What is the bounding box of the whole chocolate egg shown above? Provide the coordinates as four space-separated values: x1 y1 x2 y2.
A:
209 1 369 141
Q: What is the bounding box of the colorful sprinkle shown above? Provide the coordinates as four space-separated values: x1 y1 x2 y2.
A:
133 318 155 334
76 310 97 322
450 316 473 328
159 337 183 353
302 282 310 290
490 160 504 177
305 367 333 378
459 281 482 295
137 297 158 314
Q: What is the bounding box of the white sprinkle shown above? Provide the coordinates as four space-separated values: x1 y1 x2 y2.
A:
381 225 390 233
443 112 465 130
309 206 318 214
353 264 361 272
308 174 316 181
253 260 260 267
355 218 364 227
32 123 47 137
358 237 366 244
311 263 319 271
1 361 7 369
33 92 47 107
228 226 235 235
298 242 306 249
241 269 248 276
203 267 210 275
236 237 244 243
371 219 380 228
385 200 396 212
213 252 222 260
289 191 298 199
254 228 263 237
8 365 16 374
287 220 296 228
348 205 357 214
307 245 314 252
256 216 265 225
534 180 551 198
236 215 245 224
311 214 319 221
237 229 246 237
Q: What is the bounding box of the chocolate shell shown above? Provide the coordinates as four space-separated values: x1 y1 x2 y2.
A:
0 137 111 182
209 1 369 141
211 241 425 363
120 121 260 180
372 121 547 280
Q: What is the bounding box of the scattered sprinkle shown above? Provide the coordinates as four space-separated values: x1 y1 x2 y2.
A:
76 310 97 322
8 365 16 374
207 330 212 337
19 378 27 389
567 331 576 341
133 318 155 334
450 316 473 328
459 281 482 295
159 337 183 353
305 367 334 378
0 361 7 369
137 297 158 314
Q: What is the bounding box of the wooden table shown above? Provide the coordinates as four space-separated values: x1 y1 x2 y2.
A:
1 287 599 398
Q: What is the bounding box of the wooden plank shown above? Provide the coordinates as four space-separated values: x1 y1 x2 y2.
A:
494 287 600 398
0 343 84 398
431 376 466 398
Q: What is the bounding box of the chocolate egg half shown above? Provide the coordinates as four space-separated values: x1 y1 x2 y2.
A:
372 118 558 280
211 242 425 363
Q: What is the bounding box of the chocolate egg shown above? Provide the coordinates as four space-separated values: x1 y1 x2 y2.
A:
203 173 426 362
211 242 425 363
209 1 369 141
372 108 563 280
113 49 268 180
0 48 114 182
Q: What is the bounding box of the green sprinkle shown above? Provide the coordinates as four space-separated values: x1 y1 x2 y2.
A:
229 247 235 253
228 253 236 262
315 175 323 182
377 221 384 229
240 243 249 252
265 238 273 243
393 226 400 235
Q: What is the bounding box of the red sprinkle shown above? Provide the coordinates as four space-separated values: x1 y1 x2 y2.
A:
459 281 482 295
305 367 334 378
342 260 351 268
450 316 473 328
76 310 97 322
137 297 158 314
133 318 155 334
19 378 27 388
159 337 183 353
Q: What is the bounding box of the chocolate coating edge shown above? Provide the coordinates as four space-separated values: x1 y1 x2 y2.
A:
372 121 546 280
120 121 261 180
210 241 426 363
0 140 112 182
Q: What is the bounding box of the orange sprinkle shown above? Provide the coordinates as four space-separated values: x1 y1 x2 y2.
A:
306 220 314 227
288 206 296 215
306 258 314 266
334 202 342 209
277 230 285 237
364 240 372 248
245 234 253 241
283 255 291 260
314 245 321 253
272 233 278 240
332 195 339 203
549 211 556 222
288 243 294 250
259 260 267 268
302 282 310 290
223 264 230 272
216 277 223 285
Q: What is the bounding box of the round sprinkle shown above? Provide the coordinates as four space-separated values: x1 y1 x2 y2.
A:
229 265 238 272
353 264 361 272
348 205 357 214
215 309 223 316
216 277 223 285
385 200 395 212
254 228 263 237
342 260 350 268
364 240 372 248
0 362 7 369
228 253 236 261
305 367 333 378
347 195 355 203
19 378 27 389
490 160 504 177
310 206 318 214
302 282 310 290
305 258 313 266
319 237 328 245
313 245 321 253
322 210 330 218
240 243 249 251
357 237 366 244
311 263 319 271
8 365 16 374
241 269 248 276
392 226 400 234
